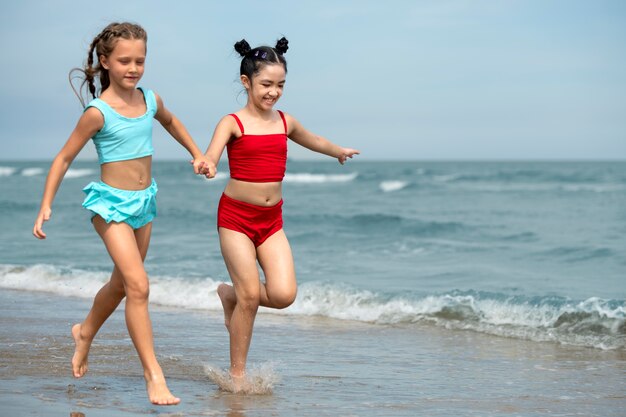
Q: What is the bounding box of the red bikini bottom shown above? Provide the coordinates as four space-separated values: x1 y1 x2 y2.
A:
217 193 283 247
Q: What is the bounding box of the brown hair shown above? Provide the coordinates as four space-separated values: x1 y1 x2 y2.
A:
70 22 147 106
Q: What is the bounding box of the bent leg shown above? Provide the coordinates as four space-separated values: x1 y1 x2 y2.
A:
219 227 261 379
93 218 179 405
257 230 297 309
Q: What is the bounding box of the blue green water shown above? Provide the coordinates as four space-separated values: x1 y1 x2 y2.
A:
1 160 625 350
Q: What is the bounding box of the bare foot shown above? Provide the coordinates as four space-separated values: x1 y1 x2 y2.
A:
71 323 90 378
217 283 236 331
230 372 246 394
145 373 181 405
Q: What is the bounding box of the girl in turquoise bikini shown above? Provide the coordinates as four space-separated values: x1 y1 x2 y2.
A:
32 22 215 405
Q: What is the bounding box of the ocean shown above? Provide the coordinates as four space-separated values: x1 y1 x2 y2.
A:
1 159 625 416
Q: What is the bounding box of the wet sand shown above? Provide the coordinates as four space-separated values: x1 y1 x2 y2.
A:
0 289 624 416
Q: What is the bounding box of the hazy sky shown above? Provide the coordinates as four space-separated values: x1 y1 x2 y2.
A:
1 0 625 161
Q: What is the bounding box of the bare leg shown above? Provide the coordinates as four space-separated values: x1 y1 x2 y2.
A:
72 265 126 378
217 283 236 331
256 230 297 310
218 229 297 388
216 229 296 331
93 217 180 405
218 228 261 381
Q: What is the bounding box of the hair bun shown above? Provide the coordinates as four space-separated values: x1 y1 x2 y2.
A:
234 39 251 56
275 37 289 55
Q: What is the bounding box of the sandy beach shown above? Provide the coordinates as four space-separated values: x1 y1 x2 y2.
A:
1 288 624 417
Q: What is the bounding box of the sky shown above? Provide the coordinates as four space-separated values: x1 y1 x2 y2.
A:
1 0 625 161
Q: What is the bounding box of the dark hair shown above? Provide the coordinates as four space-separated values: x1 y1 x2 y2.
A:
70 22 148 106
234 37 289 80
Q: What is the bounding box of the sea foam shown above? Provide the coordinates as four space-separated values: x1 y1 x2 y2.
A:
0 166 17 177
21 168 45 177
1 264 623 350
65 168 96 179
284 172 358 183
379 181 409 192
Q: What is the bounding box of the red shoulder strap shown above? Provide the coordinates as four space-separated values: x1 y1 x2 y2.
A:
277 110 288 135
229 114 244 135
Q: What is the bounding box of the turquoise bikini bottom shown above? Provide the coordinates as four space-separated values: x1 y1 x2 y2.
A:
82 179 157 229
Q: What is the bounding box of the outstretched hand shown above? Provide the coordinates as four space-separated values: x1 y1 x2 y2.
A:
338 148 360 165
33 208 52 239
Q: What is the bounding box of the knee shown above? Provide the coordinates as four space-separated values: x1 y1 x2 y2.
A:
236 290 260 312
124 275 150 302
269 288 297 309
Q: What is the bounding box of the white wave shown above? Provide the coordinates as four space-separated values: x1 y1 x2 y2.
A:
1 265 623 350
276 283 625 350
0 264 223 310
21 168 45 177
283 172 358 183
65 168 96 179
379 180 409 192
0 166 17 177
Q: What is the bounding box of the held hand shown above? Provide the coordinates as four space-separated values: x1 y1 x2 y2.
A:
338 148 360 165
33 208 52 239
190 157 217 179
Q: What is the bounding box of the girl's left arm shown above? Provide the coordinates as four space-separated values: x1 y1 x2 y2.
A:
154 93 215 177
285 113 360 164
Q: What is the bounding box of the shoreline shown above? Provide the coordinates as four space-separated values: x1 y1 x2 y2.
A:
1 288 625 416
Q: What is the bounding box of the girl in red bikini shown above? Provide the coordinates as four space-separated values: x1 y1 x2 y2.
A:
203 37 359 391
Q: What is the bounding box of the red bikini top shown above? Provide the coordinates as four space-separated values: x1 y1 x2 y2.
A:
227 111 288 182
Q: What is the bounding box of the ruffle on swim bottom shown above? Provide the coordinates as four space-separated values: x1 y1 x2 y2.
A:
82 179 157 229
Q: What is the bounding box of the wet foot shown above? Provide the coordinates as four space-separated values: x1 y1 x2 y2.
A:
145 374 181 405
230 372 246 394
217 283 236 331
71 323 90 378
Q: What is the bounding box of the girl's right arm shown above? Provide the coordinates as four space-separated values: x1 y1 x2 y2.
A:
32 108 103 239
203 115 238 172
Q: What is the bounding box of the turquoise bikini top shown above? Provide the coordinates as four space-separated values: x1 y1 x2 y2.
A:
85 87 156 164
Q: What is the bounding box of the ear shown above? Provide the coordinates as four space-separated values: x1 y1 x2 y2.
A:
240 75 251 90
99 55 109 70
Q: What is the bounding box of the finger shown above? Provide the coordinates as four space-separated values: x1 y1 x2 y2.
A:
33 226 46 239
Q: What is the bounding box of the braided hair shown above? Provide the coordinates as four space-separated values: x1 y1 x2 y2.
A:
70 22 147 106
234 37 289 81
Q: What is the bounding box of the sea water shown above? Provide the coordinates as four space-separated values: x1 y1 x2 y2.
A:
1 160 625 351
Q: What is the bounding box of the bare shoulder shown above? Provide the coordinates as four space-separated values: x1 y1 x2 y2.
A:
211 113 242 139
280 111 302 135
219 113 240 129
81 106 104 129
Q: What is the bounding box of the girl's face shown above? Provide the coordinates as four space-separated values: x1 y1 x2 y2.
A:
243 64 286 111
100 39 146 90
